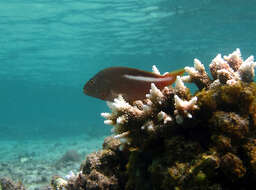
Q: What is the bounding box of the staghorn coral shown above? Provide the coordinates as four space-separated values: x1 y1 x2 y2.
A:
185 48 256 88
52 49 256 190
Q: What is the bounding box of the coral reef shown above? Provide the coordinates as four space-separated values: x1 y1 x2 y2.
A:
51 137 128 190
52 49 256 190
0 178 25 190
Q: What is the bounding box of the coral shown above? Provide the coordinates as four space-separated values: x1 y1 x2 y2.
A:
174 94 198 124
0 178 25 190
184 58 212 90
99 49 256 189
51 176 68 190
185 48 256 89
52 49 256 190
51 137 128 190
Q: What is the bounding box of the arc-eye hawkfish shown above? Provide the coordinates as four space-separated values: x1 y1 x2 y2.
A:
84 67 185 102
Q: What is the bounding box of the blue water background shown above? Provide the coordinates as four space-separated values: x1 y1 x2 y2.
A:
0 0 256 140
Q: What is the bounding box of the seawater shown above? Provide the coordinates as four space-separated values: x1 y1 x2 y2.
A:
0 0 256 188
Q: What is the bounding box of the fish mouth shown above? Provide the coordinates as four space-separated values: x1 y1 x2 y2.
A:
83 82 90 95
83 87 87 94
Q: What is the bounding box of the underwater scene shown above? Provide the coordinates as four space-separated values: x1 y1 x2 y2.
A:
1 0 256 189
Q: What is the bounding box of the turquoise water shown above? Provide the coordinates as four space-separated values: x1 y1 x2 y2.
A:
1 0 256 140
1 0 256 188
1 0 256 138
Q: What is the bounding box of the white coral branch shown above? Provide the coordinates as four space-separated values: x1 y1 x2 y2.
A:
209 49 256 85
184 58 211 89
157 111 172 124
102 95 143 126
238 55 256 82
181 75 191 83
146 83 164 104
224 48 241 62
114 131 130 139
175 76 187 92
104 120 114 125
194 58 206 73
152 65 161 75
184 58 206 75
223 48 242 71
116 115 127 125
108 95 132 112
184 66 197 76
174 95 198 111
174 95 198 124
101 112 112 119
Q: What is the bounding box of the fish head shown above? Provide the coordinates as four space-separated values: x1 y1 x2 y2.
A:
84 76 110 101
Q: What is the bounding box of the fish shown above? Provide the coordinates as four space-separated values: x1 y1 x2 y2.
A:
83 67 185 102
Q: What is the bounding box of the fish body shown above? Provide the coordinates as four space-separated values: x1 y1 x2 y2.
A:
84 67 184 102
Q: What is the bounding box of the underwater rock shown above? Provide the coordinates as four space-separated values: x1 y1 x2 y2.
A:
0 177 25 190
52 49 256 190
51 176 68 190
59 150 81 163
55 150 82 170
51 137 127 190
84 169 118 190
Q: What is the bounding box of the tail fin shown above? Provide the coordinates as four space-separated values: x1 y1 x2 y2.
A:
168 68 185 76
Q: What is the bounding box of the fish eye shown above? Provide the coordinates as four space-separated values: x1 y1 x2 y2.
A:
89 79 95 85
